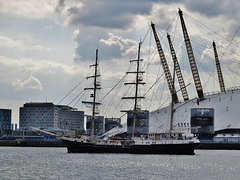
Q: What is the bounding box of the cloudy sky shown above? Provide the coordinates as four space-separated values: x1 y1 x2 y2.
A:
1 0 240 126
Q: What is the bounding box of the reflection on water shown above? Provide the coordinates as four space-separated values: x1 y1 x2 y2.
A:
0 147 240 180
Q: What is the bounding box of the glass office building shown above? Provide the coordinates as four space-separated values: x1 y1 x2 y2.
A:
0 109 12 136
20 102 84 131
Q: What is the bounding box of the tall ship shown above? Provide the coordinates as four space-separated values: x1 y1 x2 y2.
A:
62 20 200 154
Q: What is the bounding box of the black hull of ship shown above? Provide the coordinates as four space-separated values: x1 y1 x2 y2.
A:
63 140 199 155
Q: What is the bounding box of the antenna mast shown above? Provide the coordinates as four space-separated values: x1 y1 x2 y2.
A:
212 41 226 92
178 9 204 100
151 22 178 103
167 33 189 101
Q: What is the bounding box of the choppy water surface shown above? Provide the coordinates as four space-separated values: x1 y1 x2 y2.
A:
0 147 239 180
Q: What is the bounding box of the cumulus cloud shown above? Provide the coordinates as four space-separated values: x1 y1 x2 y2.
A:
72 31 140 62
0 56 82 94
12 76 43 91
66 0 154 29
72 29 81 62
184 0 240 18
0 36 52 51
100 33 138 58
0 0 58 19
54 0 65 14
0 56 79 77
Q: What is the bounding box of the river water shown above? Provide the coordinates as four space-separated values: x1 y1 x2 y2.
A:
0 147 239 180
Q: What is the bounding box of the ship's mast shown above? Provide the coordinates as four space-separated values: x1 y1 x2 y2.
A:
151 22 178 103
167 33 189 101
178 9 204 100
122 42 145 138
212 41 226 92
170 56 176 133
82 49 101 141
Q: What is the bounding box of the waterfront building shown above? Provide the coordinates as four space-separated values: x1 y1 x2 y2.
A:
0 109 12 136
127 110 149 137
86 116 104 135
105 117 121 132
19 102 84 131
191 108 214 141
